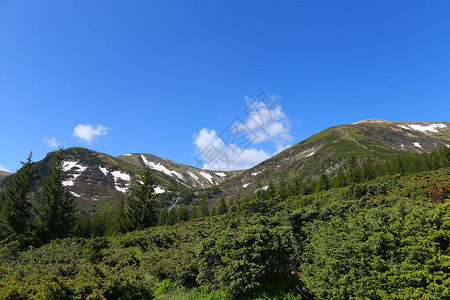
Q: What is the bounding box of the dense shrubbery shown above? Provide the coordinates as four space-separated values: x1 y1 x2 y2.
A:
0 146 449 299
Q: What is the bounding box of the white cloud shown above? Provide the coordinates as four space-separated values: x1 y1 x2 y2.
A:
72 124 110 144
195 128 271 170
0 164 11 172
275 144 292 153
240 95 293 146
44 137 61 148
194 94 294 171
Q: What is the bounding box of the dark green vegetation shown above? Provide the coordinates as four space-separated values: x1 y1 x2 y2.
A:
0 143 449 299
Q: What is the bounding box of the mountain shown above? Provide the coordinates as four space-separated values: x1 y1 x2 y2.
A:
0 171 11 180
116 153 242 189
215 120 450 200
1 120 448 211
15 147 240 212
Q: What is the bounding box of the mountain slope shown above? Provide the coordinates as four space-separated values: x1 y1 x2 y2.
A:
0 171 11 180
116 153 241 189
215 120 450 200
3 148 241 212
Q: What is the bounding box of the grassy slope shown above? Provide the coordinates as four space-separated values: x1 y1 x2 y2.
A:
214 121 450 203
1 166 448 299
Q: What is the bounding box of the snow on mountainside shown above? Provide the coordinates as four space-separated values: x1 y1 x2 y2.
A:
116 153 240 189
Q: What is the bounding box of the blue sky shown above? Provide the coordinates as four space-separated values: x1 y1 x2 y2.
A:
1 1 450 172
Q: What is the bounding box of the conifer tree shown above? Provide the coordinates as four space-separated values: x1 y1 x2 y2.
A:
166 208 177 225
177 206 190 222
107 198 127 235
316 171 330 192
276 178 288 201
347 154 361 183
0 152 34 237
362 158 375 181
126 167 158 230
217 197 228 215
334 166 347 188
199 196 209 217
157 209 168 226
36 149 76 242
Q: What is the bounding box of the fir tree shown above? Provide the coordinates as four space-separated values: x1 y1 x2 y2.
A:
126 167 158 231
36 149 76 242
0 152 34 237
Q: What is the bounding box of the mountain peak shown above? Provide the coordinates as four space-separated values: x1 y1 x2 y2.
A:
353 119 389 124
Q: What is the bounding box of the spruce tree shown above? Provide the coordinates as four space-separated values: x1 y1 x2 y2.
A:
157 209 168 226
0 152 34 237
36 149 76 242
177 206 190 222
106 198 127 235
126 167 157 230
199 196 209 217
217 197 228 215
276 178 288 201
166 208 177 225
347 154 361 183
316 171 330 192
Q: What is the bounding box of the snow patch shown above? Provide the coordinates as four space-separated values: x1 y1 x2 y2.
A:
187 171 204 188
251 171 260 176
62 161 87 187
243 183 250 188
305 151 316 157
111 170 131 181
353 119 388 124
123 154 132 156
99 166 109 177
412 142 423 149
398 123 446 133
400 144 405 149
215 172 227 177
110 170 131 193
200 171 214 184
168 197 180 212
187 171 199 181
141 155 184 180
254 185 269 193
154 186 166 194
70 191 81 198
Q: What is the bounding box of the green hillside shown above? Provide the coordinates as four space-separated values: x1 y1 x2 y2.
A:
0 146 449 299
215 120 450 202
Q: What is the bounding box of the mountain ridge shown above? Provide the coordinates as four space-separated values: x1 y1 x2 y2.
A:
1 120 448 211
